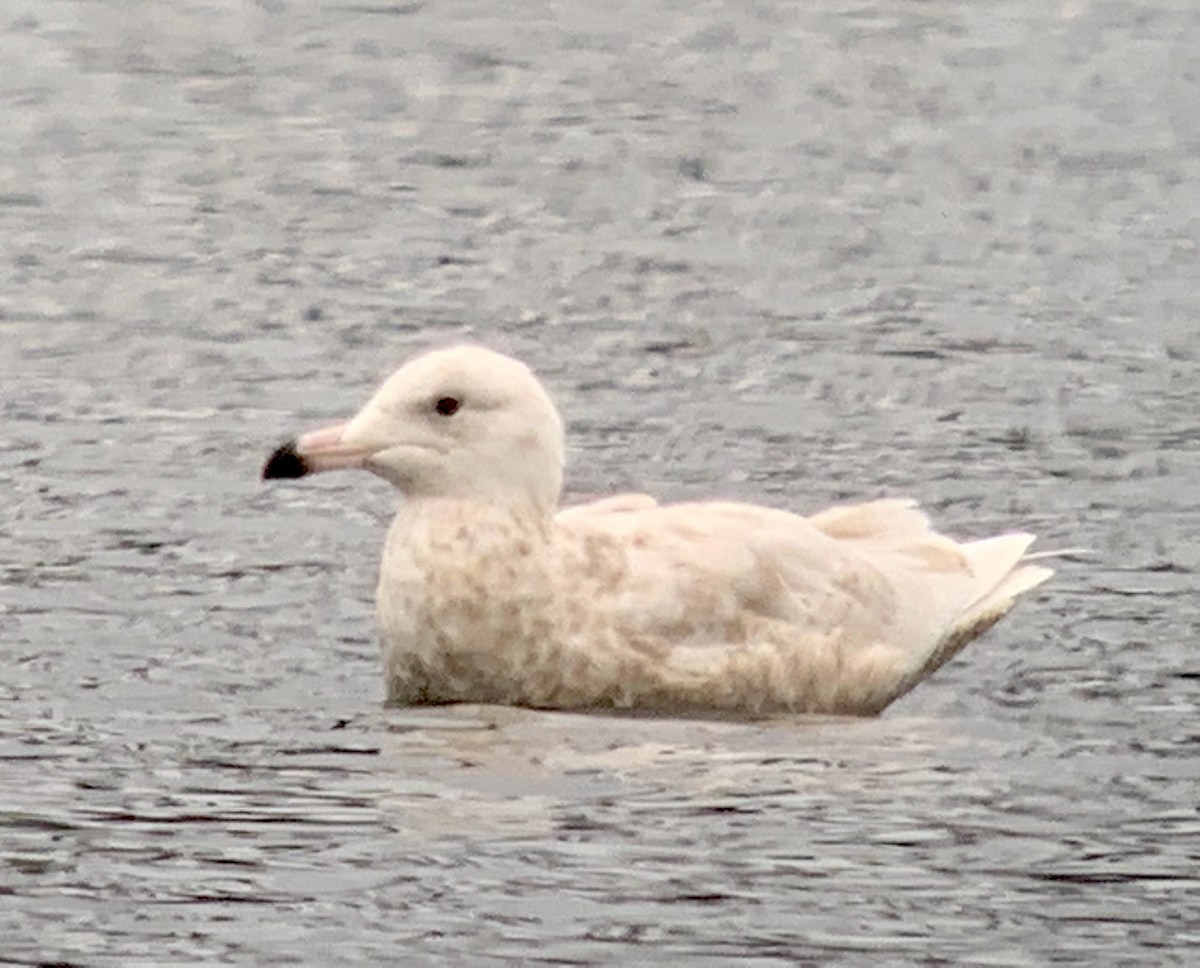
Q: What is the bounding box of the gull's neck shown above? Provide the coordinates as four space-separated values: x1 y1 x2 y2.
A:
397 493 558 527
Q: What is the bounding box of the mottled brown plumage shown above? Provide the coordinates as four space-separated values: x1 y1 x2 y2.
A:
264 346 1053 716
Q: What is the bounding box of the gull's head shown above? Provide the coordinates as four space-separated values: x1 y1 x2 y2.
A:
263 346 565 509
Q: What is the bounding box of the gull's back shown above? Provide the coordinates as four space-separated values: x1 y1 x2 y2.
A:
553 496 1052 714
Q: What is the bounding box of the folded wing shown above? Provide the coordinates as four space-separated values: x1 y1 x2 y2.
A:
555 496 1052 713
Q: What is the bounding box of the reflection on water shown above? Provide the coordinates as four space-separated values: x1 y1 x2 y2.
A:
2 0 1196 963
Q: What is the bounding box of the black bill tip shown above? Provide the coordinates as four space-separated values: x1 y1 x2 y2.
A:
263 440 308 480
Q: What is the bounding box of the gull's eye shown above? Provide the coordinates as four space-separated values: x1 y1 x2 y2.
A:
434 396 461 416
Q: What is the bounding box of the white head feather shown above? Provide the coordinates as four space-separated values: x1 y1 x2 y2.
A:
267 346 565 510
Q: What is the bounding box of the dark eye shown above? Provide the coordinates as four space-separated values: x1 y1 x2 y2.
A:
434 396 460 416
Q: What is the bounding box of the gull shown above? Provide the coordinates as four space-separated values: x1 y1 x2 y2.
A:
263 346 1054 716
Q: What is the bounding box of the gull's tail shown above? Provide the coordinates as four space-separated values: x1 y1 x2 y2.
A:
874 535 1059 711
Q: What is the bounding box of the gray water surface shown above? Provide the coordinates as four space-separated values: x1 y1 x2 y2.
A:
2 0 1198 964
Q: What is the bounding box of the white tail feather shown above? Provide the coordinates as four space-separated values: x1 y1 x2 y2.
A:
876 534 1056 711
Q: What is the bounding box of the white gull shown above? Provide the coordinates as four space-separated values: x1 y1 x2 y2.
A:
263 345 1054 716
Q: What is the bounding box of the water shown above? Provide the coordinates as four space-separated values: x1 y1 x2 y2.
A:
2 0 1197 963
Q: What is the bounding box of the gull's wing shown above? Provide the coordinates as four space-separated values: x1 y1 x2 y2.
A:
555 496 1052 712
